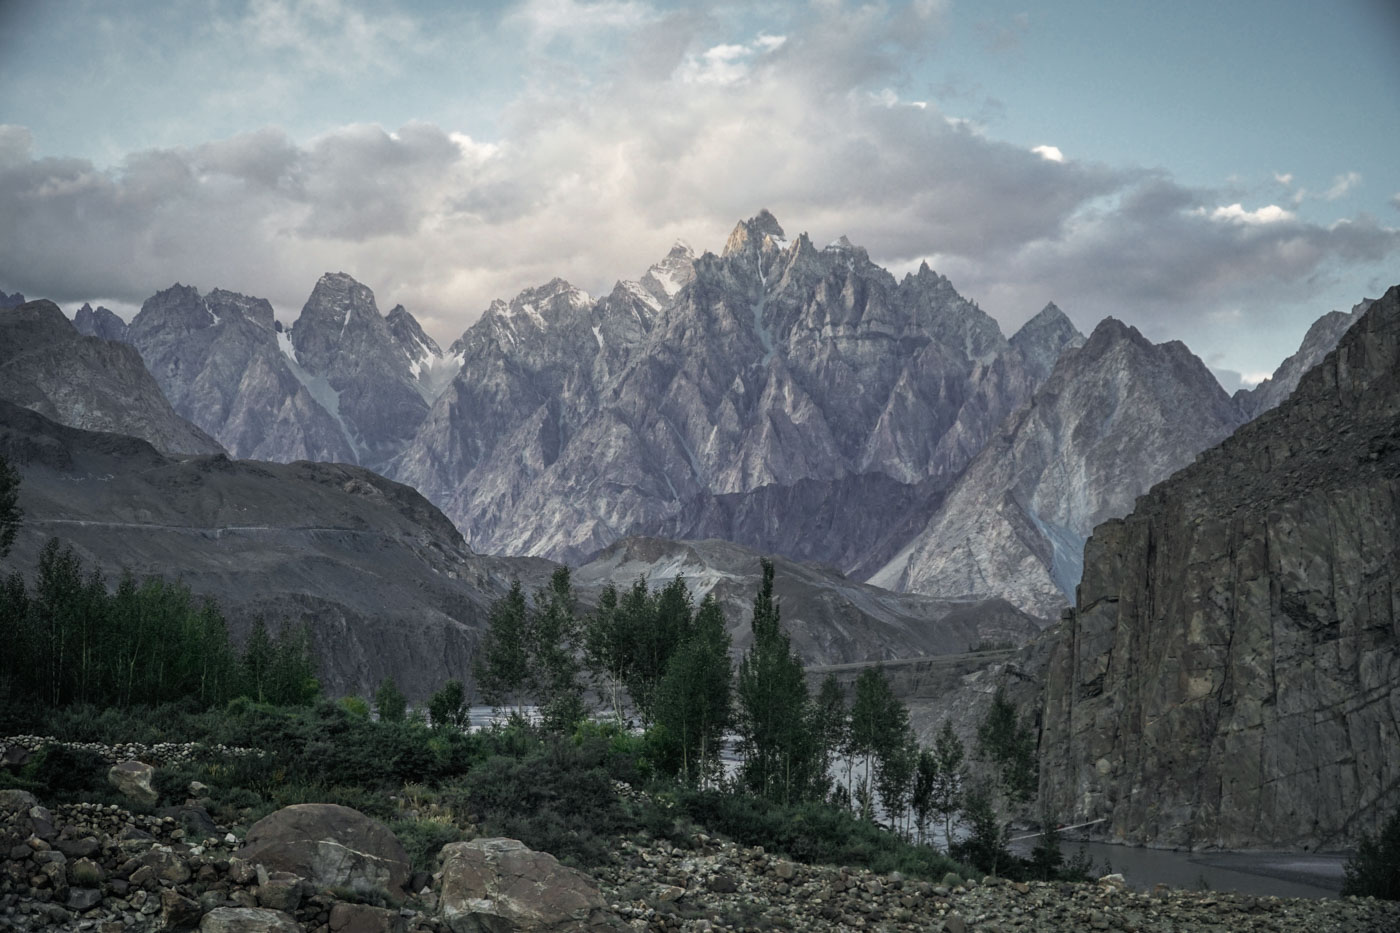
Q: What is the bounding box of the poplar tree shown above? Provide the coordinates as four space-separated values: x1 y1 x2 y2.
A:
0 454 20 560
474 579 529 715
653 594 732 784
736 559 820 803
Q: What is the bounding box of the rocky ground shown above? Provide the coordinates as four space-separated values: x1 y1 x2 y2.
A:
2 737 1397 932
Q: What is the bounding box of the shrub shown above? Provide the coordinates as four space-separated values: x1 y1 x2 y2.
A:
1343 806 1400 900
391 818 468 874
339 696 371 719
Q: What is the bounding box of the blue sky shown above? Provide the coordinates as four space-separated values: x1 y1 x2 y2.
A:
1 0 1397 387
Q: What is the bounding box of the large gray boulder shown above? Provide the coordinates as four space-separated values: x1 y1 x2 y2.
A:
108 760 159 807
438 837 622 932
236 803 411 894
199 907 300 933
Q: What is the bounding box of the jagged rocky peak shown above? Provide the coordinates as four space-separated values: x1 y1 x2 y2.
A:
0 291 24 309
290 272 382 362
640 240 697 303
72 303 130 343
0 298 75 356
1235 297 1373 419
899 262 1007 360
1010 301 1085 383
722 208 788 258
206 288 275 331
386 303 443 360
128 283 216 341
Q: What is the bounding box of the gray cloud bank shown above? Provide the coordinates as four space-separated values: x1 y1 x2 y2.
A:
0 1 1394 352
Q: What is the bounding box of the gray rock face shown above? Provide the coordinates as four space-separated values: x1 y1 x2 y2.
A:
237 804 412 894
438 838 621 933
200 907 300 933
1009 302 1085 384
1039 284 1400 848
0 300 223 456
0 291 23 309
0 400 538 697
288 273 430 467
126 284 355 463
572 536 1041 665
1235 298 1372 419
72 302 129 342
386 302 459 400
394 213 1056 570
873 317 1246 620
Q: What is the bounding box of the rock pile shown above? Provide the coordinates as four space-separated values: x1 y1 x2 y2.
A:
1 736 264 767
3 790 1398 932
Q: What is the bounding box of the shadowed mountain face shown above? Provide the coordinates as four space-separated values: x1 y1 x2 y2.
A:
1234 297 1373 419
0 300 223 457
1040 284 1400 849
391 212 1078 569
872 316 1247 620
572 536 1041 666
0 400 544 699
72 303 129 342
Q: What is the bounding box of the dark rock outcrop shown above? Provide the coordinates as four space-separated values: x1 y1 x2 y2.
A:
1039 284 1400 848
0 299 223 456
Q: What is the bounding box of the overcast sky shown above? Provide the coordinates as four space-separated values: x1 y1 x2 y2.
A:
1 0 1397 388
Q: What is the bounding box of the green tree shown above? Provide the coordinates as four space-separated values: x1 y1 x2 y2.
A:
848 666 910 823
0 454 20 560
912 748 937 845
736 559 821 804
375 676 408 722
267 623 319 705
929 719 966 849
952 781 1011 876
528 567 586 733
1029 807 1066 881
1342 805 1400 900
428 678 468 730
977 687 1036 808
652 594 731 784
583 582 630 723
814 673 849 799
241 617 275 703
625 575 693 724
474 579 529 715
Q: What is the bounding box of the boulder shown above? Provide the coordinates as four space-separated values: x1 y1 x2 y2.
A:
438 837 622 932
108 760 159 806
0 789 39 815
236 804 410 893
330 901 406 933
162 888 204 930
199 907 300 933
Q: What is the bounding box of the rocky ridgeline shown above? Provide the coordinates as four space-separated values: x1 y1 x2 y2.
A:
3 737 264 768
3 787 1397 933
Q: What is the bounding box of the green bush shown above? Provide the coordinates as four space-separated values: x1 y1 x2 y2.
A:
27 745 113 802
391 818 466 874
1343 806 1400 900
672 788 971 880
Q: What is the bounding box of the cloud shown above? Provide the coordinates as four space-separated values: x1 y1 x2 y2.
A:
1324 171 1362 200
1391 192 1400 211
1273 171 1293 186
0 0 1395 360
1207 203 1296 225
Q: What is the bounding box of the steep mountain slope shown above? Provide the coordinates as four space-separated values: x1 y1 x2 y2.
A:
573 536 1041 666
1234 297 1372 418
72 302 129 342
0 400 539 699
0 300 223 456
1040 284 1400 848
386 303 460 400
126 285 356 463
287 273 432 467
873 318 1245 620
396 212 1064 568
